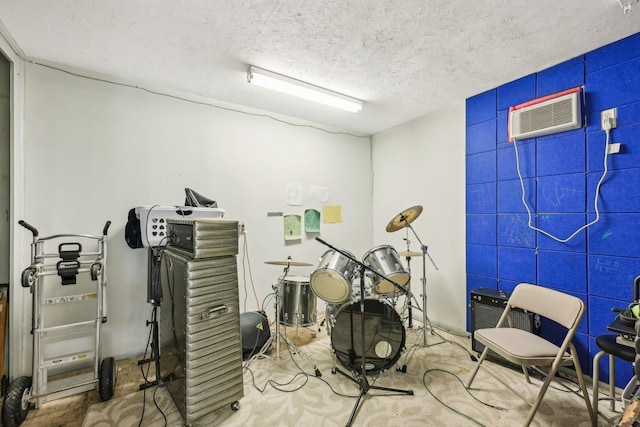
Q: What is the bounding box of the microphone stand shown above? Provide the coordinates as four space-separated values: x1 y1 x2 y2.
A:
315 237 413 427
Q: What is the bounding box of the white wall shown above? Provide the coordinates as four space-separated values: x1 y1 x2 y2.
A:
12 62 373 375
371 102 467 334
0 54 8 283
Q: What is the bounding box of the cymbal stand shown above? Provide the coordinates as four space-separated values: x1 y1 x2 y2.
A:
245 263 321 376
404 221 445 348
315 237 413 427
403 232 413 329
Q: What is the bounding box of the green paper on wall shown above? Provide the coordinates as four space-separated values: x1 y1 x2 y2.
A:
284 214 302 241
304 209 320 232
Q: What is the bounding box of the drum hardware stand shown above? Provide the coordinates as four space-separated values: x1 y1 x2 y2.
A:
315 237 413 427
403 235 414 329
246 262 321 377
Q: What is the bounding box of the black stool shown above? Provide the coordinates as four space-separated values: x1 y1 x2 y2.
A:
592 334 636 419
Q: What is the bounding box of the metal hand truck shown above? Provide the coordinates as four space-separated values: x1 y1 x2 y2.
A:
1 220 115 427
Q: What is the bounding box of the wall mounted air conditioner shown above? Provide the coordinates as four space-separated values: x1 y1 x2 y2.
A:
508 87 582 141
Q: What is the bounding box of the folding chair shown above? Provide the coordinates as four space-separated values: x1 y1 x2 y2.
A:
466 283 596 426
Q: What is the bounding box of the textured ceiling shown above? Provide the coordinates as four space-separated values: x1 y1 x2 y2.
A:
0 1 639 135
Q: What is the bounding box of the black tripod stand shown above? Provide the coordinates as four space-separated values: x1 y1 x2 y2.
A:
315 238 413 427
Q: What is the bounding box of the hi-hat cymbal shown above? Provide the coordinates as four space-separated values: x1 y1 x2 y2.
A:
264 258 313 267
398 251 422 257
386 205 423 232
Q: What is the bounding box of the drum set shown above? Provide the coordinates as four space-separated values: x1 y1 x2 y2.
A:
254 205 438 427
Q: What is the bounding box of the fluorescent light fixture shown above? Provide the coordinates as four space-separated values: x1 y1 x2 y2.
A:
247 66 363 113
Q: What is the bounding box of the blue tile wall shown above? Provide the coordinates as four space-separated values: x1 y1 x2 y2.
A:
537 132 586 177
497 110 510 144
466 120 497 154
498 142 536 180
587 122 640 172
538 250 587 293
466 183 496 214
466 150 496 184
497 246 537 283
588 254 640 300
587 168 640 213
536 173 586 213
497 74 537 111
497 178 535 213
497 214 535 248
537 58 584 98
466 244 497 277
587 57 640 113
466 214 496 245
586 32 640 74
466 89 497 125
536 213 587 253
466 32 640 385
588 213 640 258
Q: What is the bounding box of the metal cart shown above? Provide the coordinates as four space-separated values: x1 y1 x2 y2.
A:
1 220 115 427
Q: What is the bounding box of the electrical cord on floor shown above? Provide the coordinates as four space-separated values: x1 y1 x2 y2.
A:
152 385 168 427
244 365 310 393
527 366 582 394
243 330 360 399
423 368 506 427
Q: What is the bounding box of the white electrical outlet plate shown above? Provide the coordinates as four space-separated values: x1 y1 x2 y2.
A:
601 108 618 130
608 143 621 154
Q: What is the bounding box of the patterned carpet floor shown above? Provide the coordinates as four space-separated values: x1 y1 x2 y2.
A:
74 324 618 427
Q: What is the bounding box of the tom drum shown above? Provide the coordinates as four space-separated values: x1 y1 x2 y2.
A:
363 245 410 296
310 249 357 304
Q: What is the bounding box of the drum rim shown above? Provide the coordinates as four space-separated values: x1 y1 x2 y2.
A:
362 244 398 259
320 248 357 259
281 275 311 283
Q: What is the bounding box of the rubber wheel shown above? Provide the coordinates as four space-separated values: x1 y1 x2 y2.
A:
1 374 9 396
20 267 37 288
2 376 32 427
231 401 240 411
98 357 116 401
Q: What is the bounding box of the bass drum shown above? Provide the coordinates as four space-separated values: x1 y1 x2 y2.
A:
330 299 405 375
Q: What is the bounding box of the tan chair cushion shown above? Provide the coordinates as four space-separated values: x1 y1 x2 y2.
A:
475 327 570 364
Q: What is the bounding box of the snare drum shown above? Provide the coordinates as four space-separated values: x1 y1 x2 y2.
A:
280 276 317 327
363 245 410 296
310 249 357 304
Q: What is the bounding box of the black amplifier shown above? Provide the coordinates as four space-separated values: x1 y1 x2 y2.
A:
470 287 540 357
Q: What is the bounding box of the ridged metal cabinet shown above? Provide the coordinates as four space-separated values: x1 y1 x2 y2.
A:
160 237 243 426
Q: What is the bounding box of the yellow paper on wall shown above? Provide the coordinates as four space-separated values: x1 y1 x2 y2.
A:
322 206 342 223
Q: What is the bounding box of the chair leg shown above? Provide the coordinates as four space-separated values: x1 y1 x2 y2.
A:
466 347 489 388
608 353 616 411
571 351 596 427
524 360 559 426
592 350 605 419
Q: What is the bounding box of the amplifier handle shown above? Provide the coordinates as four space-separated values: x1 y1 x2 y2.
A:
202 305 229 320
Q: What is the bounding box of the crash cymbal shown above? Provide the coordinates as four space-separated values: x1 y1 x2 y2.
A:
398 251 422 257
264 258 313 267
386 205 423 232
